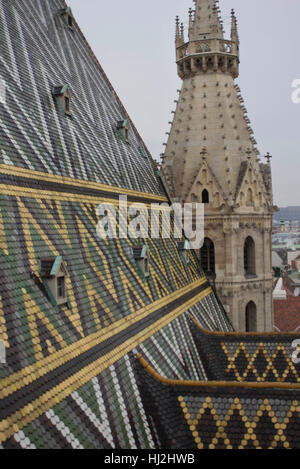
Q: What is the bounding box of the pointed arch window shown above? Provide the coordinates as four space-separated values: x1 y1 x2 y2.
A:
246 301 257 332
244 236 256 277
200 238 215 277
202 189 210 204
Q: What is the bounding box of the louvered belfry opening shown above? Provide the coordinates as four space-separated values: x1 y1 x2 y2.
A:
244 236 256 276
200 237 215 277
246 301 257 332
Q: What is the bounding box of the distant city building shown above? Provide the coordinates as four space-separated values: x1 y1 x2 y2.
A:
274 266 300 332
273 278 287 300
272 250 286 278
278 219 293 233
288 250 300 267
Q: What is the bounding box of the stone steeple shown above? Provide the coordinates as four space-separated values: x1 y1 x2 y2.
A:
191 0 224 39
162 0 276 332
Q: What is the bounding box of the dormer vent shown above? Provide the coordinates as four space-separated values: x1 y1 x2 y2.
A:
117 120 130 143
58 7 73 30
39 256 69 307
52 85 72 116
133 245 150 278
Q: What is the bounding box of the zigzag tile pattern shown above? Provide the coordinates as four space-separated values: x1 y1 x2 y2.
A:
1 0 300 450
0 0 234 448
0 169 231 377
0 166 232 447
0 175 230 446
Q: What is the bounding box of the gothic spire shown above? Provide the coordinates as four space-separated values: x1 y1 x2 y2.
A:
175 0 239 80
192 0 224 40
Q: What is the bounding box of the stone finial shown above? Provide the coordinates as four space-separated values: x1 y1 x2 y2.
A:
264 152 272 164
188 8 194 39
246 148 252 160
180 23 185 41
200 147 208 160
175 16 180 41
231 8 240 49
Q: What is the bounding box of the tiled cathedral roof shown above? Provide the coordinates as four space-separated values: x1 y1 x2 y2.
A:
137 353 300 450
0 0 233 449
0 0 300 450
0 0 160 194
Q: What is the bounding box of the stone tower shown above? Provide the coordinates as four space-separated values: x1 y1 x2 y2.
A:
161 0 276 332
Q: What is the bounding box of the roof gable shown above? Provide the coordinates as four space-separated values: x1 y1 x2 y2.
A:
188 157 228 209
234 160 269 212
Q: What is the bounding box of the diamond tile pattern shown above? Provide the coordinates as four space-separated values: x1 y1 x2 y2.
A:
191 321 300 383
137 358 300 450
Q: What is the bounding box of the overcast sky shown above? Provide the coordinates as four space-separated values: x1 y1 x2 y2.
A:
68 0 300 207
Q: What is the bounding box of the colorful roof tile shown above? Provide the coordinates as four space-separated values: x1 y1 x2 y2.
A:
0 0 300 450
